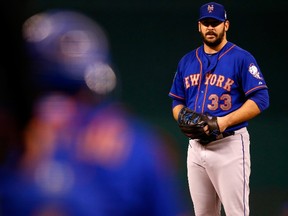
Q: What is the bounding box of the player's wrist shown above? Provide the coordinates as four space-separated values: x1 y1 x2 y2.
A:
173 105 185 121
217 116 228 132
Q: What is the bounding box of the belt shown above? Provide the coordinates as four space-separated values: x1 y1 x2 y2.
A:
216 131 235 139
199 131 235 145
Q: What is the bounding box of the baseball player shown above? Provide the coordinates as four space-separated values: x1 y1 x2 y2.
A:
168 2 269 216
0 10 188 216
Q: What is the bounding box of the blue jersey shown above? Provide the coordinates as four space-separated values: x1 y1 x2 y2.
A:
169 42 268 132
0 100 186 216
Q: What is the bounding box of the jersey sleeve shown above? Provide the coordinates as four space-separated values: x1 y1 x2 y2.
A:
168 61 186 102
240 52 268 96
247 88 269 112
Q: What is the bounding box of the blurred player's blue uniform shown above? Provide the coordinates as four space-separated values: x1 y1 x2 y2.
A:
0 98 185 216
0 9 188 216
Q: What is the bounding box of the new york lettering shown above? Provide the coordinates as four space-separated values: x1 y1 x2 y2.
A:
184 73 234 91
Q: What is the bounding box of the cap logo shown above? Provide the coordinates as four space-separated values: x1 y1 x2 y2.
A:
207 5 214 13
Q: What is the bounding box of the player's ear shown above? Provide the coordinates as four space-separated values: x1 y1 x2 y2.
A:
224 20 230 31
198 21 201 32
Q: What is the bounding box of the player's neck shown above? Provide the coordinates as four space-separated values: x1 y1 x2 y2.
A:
204 39 228 54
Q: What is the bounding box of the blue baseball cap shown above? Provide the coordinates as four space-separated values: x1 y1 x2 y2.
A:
198 2 227 22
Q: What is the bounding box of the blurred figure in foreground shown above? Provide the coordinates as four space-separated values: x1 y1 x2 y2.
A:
0 10 188 216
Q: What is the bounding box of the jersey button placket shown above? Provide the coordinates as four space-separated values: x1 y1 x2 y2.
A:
196 90 205 112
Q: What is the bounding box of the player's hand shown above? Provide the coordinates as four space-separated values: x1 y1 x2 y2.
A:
201 114 221 137
177 107 208 139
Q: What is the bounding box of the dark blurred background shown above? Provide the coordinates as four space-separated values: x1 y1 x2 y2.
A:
1 0 287 215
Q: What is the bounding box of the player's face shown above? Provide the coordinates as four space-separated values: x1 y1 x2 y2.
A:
198 18 229 47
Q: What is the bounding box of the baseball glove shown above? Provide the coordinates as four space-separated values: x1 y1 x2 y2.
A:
177 107 221 145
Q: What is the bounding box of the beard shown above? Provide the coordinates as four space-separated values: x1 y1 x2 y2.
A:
200 28 225 48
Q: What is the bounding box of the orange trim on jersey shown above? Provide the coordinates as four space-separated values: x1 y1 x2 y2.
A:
201 78 209 113
194 44 236 112
195 47 203 111
245 85 267 95
218 44 236 60
169 92 185 100
200 44 236 113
